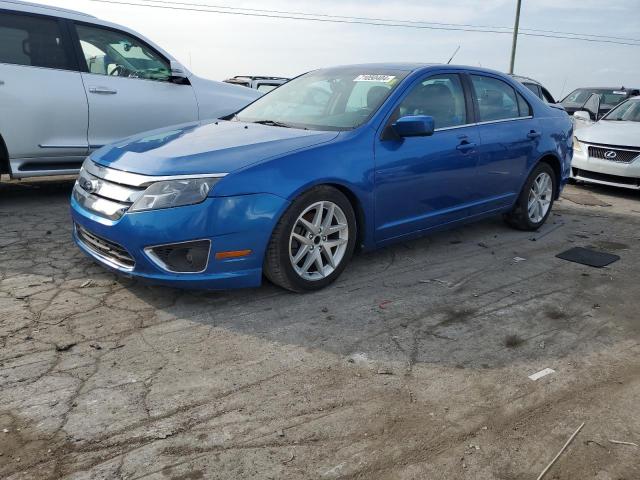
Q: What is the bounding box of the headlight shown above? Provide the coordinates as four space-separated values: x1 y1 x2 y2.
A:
573 136 583 153
129 178 220 212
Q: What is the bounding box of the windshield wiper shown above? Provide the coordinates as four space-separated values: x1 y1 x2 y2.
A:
252 120 294 128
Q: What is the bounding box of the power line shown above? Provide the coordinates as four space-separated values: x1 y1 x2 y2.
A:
86 0 640 47
134 0 640 44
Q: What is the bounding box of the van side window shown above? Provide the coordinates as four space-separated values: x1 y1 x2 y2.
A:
75 23 171 81
471 75 522 122
0 12 71 70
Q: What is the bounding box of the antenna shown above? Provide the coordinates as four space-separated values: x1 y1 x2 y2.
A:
447 45 461 64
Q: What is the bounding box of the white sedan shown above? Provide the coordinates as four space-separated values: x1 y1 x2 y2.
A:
572 97 640 190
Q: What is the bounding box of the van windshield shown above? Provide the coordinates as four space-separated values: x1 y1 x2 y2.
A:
235 68 409 131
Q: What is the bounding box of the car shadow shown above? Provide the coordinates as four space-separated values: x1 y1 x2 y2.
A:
2 178 637 371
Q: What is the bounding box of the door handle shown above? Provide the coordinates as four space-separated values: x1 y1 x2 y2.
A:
527 130 541 139
89 86 117 94
0 80 4 86
456 141 476 153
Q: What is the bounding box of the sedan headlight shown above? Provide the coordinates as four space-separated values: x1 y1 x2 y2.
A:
573 136 583 153
130 178 220 212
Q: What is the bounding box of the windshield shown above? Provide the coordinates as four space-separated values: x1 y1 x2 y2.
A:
562 88 627 107
235 68 409 131
602 99 640 122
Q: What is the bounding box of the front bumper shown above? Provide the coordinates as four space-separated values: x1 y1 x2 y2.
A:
71 192 289 289
571 146 640 190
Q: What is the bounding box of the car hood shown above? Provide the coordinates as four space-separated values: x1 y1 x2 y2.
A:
575 120 640 147
91 121 339 176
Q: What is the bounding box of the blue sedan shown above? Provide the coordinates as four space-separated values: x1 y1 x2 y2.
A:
71 63 573 292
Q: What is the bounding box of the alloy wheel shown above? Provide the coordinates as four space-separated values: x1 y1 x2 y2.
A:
289 201 349 281
527 172 553 224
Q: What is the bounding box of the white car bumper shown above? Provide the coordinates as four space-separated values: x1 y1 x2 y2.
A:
571 143 640 190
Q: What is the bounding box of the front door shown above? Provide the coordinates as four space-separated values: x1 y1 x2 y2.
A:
73 22 198 149
374 72 480 243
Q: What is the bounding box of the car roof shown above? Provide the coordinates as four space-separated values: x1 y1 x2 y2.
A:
509 74 541 85
0 0 95 19
569 87 639 91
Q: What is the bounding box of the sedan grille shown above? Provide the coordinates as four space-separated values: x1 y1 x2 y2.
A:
588 145 640 163
76 224 135 269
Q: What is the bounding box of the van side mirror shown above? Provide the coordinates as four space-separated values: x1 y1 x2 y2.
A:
392 115 435 137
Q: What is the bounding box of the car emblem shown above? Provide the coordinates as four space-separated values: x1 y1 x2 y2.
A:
604 150 617 159
80 178 99 193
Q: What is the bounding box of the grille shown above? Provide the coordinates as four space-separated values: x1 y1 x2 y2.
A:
588 146 640 163
74 161 146 220
76 224 135 269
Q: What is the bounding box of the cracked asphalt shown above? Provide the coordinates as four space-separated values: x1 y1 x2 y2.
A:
1 177 639 480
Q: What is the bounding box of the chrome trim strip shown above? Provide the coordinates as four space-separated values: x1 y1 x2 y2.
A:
85 160 227 188
144 239 211 274
39 144 88 149
73 183 129 220
431 116 535 133
79 169 144 203
580 141 640 153
474 116 533 126
74 225 135 272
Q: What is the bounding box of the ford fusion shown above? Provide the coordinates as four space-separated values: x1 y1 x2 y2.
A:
71 64 573 292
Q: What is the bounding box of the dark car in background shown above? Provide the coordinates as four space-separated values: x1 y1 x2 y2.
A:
510 74 557 104
561 87 640 118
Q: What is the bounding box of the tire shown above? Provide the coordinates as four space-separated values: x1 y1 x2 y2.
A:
264 185 357 292
504 162 557 231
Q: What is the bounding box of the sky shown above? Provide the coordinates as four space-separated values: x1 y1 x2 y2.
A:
34 0 640 99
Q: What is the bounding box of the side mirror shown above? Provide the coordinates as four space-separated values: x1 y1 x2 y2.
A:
573 111 591 122
392 115 435 137
169 60 189 84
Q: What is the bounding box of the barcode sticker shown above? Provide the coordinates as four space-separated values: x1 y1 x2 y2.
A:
354 74 396 83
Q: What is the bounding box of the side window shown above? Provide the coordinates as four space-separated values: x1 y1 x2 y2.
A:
471 75 521 122
393 74 467 129
75 23 170 81
516 92 532 117
540 87 555 104
523 83 541 98
0 12 71 70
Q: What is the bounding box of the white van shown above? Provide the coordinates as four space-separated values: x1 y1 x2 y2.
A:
0 0 260 178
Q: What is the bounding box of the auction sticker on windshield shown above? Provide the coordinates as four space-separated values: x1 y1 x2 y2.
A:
354 74 396 83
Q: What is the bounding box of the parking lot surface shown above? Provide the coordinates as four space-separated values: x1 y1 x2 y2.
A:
1 178 639 480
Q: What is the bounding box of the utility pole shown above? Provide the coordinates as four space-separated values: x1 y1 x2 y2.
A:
509 0 522 74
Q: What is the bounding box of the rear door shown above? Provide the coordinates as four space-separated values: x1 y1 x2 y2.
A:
468 74 541 214
0 10 88 175
72 21 198 150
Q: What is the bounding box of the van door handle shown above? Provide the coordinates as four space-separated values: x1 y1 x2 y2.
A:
527 130 541 139
89 86 117 94
0 80 4 86
456 140 476 153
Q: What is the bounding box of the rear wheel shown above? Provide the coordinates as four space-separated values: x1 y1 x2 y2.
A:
504 162 556 231
264 186 357 292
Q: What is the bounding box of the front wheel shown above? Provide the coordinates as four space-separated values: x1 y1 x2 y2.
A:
264 186 357 292
504 162 557 231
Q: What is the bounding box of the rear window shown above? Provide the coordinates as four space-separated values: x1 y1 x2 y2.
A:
0 12 72 70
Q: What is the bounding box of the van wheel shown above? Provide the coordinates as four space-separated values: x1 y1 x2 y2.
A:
504 162 556 231
264 186 357 292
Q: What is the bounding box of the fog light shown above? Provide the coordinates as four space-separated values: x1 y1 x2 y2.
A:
145 240 210 273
